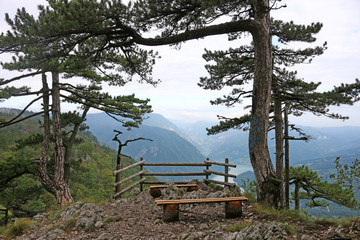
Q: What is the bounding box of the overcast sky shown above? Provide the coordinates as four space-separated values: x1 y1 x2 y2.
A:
1 0 359 127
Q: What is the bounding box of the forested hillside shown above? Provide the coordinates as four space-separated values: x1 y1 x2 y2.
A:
86 112 207 180
0 110 140 220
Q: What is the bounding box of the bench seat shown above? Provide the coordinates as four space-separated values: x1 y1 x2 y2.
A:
155 196 248 222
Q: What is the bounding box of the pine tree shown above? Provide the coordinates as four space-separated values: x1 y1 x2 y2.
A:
198 21 360 208
0 4 154 208
331 157 360 193
3 0 348 207
289 166 358 210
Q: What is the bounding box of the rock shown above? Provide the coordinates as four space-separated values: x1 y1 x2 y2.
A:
206 191 226 198
131 187 141 194
199 223 209 230
76 204 104 231
32 213 46 223
223 222 288 240
61 201 85 219
45 228 65 240
183 189 208 199
223 185 242 197
162 183 183 200
60 202 104 232
97 232 115 240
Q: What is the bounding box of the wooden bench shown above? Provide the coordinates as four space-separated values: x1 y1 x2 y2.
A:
155 196 248 222
149 184 198 198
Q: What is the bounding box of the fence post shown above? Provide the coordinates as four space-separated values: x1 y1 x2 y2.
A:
140 158 144 192
115 156 122 197
225 158 229 184
5 209 8 225
205 157 210 180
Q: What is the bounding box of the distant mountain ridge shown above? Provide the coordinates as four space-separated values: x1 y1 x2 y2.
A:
85 112 207 181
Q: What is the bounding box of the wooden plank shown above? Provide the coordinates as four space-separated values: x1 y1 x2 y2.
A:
113 160 145 175
149 184 198 189
204 178 236 187
113 177 146 198
114 170 145 187
155 196 248 205
143 172 208 176
203 169 237 178
143 162 208 167
205 160 236 168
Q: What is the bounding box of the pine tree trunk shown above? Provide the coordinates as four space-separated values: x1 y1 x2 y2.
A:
64 106 90 184
294 180 300 210
249 0 281 207
52 72 73 208
37 73 56 194
284 103 290 210
115 145 122 194
274 88 285 209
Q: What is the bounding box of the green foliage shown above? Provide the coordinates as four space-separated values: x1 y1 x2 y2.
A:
290 166 358 210
225 221 253 232
2 218 33 238
253 202 315 226
61 218 77 233
0 111 145 216
331 157 360 193
239 177 257 202
103 215 123 227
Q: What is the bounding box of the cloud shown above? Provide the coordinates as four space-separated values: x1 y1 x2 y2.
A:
1 0 359 127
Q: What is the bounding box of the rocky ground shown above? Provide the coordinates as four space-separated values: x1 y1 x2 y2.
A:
5 181 360 240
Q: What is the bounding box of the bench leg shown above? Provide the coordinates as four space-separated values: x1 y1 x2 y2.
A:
187 186 198 192
162 204 179 222
225 201 242 218
150 188 162 198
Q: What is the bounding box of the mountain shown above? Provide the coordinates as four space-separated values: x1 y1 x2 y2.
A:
85 112 207 181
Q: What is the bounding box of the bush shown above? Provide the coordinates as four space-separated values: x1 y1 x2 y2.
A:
225 221 253 232
3 218 33 238
239 178 257 202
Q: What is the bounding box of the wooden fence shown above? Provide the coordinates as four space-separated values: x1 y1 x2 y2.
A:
0 209 8 226
113 157 236 198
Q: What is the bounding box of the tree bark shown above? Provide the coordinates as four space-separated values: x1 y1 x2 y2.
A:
294 180 300 210
284 103 290 209
37 73 56 194
274 86 285 209
64 106 90 184
115 144 123 194
249 0 281 206
52 72 73 208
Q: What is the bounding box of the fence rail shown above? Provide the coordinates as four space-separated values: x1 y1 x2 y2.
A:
113 157 236 198
0 209 8 226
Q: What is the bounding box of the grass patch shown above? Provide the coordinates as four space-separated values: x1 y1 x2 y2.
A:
210 222 222 230
225 221 253 232
207 183 224 191
252 202 315 226
45 209 61 225
103 215 123 226
2 218 33 238
284 223 297 235
61 218 77 232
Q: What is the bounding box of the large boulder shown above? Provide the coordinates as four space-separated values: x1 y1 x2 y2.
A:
61 202 104 232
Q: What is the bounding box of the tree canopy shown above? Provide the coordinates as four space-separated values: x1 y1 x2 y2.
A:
2 0 358 209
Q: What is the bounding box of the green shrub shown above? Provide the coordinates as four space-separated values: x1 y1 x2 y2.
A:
239 178 257 202
225 221 253 232
103 215 123 226
61 218 77 232
3 218 33 238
